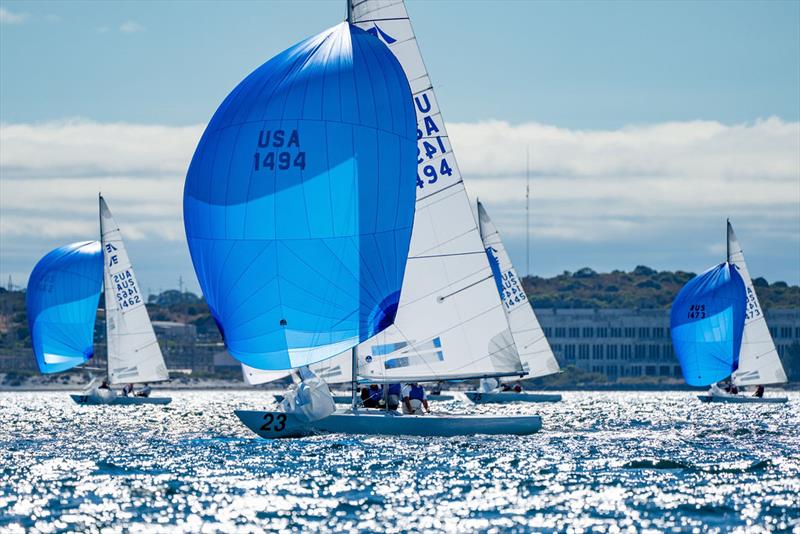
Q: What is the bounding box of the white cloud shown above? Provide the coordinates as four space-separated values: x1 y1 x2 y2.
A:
0 7 26 24
450 118 800 242
1 117 798 285
119 21 145 34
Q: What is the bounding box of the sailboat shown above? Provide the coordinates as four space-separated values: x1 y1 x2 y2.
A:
463 200 562 404
27 196 171 405
186 0 542 437
670 220 788 404
239 1 544 437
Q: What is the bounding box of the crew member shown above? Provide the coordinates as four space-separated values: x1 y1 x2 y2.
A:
122 383 134 397
754 385 764 398
361 384 382 408
98 380 110 390
387 383 401 411
402 382 430 415
136 383 152 398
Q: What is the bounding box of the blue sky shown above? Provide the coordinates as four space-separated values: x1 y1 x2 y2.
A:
1 0 799 292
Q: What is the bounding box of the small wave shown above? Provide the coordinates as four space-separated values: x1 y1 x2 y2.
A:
621 459 691 470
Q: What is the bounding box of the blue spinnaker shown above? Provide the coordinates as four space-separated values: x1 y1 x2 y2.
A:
184 22 417 370
26 241 103 374
670 263 746 386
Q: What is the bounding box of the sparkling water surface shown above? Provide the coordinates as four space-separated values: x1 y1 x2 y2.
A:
0 391 798 533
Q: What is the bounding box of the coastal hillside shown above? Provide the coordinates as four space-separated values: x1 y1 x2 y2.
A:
523 266 799 310
2 266 797 353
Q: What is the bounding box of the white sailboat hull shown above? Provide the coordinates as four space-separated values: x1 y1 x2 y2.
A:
235 409 542 439
464 391 562 404
70 394 172 406
273 393 455 404
697 394 788 404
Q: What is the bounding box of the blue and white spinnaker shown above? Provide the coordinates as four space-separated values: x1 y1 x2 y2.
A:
184 22 418 371
27 241 103 374
670 262 747 386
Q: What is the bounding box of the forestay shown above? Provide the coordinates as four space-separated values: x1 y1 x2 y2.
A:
100 196 169 385
184 22 417 371
727 222 788 386
349 0 522 383
477 200 560 380
26 242 103 374
670 263 747 386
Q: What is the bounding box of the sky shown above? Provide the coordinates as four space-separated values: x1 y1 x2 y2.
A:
1 0 799 294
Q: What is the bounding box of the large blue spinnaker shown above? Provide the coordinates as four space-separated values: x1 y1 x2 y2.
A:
670 263 746 386
183 22 417 370
26 241 103 374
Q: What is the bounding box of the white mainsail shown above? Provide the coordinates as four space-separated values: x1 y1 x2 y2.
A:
100 195 169 385
727 221 788 386
349 0 522 383
477 200 560 380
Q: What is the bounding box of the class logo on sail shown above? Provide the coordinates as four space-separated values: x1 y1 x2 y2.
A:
366 24 396 44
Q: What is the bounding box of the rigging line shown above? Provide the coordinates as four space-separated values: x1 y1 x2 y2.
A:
416 179 466 203
437 274 494 303
409 251 484 260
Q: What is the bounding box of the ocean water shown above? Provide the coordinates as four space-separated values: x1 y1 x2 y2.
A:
0 390 797 533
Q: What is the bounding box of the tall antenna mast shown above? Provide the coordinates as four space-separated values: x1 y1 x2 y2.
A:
526 146 530 277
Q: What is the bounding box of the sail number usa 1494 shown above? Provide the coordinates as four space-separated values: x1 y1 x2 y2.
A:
253 129 306 172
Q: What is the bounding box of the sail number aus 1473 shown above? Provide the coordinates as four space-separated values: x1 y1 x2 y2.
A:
687 304 706 319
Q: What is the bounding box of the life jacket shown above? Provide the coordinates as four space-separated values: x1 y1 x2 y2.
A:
409 385 425 401
367 387 382 402
388 384 401 396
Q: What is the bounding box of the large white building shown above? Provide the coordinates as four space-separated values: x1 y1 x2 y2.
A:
537 308 800 380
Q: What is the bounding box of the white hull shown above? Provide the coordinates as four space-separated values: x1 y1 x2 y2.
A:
235 409 542 439
272 393 455 404
464 391 562 404
697 394 788 404
70 394 171 405
332 394 454 403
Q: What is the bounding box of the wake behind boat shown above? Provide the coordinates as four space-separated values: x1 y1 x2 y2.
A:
235 409 541 439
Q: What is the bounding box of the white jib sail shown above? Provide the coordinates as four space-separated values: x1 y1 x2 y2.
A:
350 0 523 383
100 195 169 385
477 200 560 380
727 221 788 386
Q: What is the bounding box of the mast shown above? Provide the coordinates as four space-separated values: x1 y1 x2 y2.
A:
350 346 358 410
346 0 352 23
726 218 730 262
99 192 110 379
526 147 530 277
